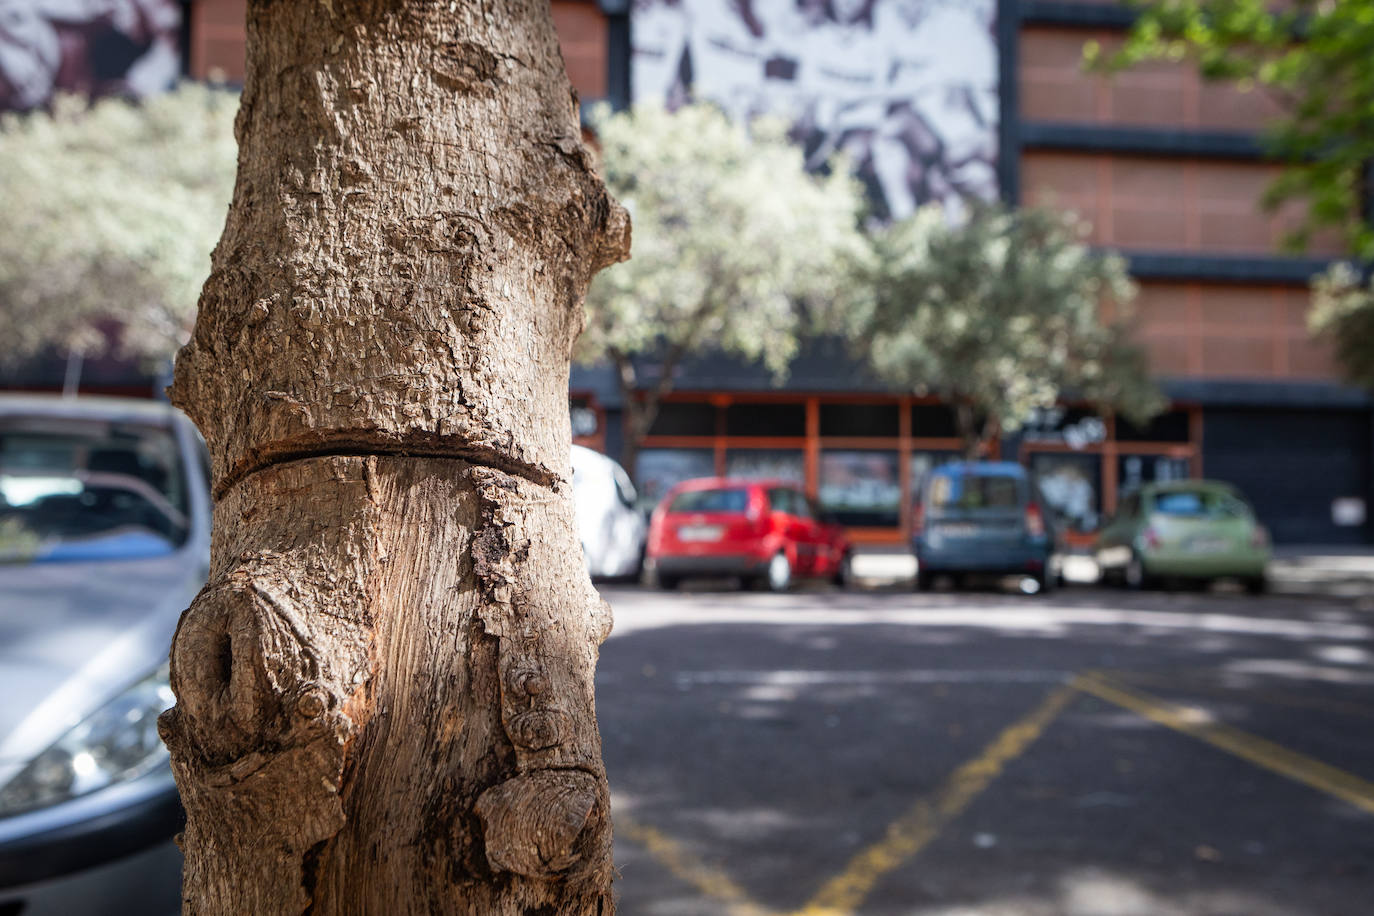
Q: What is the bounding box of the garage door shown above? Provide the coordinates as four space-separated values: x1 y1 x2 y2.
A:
1203 408 1372 545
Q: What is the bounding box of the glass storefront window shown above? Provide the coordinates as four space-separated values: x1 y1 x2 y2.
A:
635 449 715 512
1117 410 1191 443
725 449 804 483
726 404 805 437
819 450 900 527
910 404 959 438
647 403 717 436
1118 454 1191 493
820 403 899 437
1029 452 1102 533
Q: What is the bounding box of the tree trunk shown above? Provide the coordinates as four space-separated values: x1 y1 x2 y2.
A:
955 401 982 461
610 351 653 488
609 341 689 487
158 2 629 913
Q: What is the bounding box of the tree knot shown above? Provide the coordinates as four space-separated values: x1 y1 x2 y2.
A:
473 770 602 879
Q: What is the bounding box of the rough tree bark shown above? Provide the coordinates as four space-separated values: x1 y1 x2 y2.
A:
156 1 629 913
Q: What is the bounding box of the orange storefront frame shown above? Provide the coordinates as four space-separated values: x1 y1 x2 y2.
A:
633 394 1203 546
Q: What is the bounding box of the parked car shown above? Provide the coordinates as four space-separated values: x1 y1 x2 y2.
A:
644 478 852 591
570 444 646 579
1095 480 1270 592
911 461 1060 593
0 394 211 916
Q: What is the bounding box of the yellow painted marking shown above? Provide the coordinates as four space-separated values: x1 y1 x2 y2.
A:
791 685 1078 916
1073 672 1374 817
617 814 779 916
1109 670 1374 722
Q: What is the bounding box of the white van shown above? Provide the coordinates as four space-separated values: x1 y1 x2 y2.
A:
571 445 646 579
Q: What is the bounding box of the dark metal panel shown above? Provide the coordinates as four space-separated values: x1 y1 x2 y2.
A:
1022 122 1267 159
998 0 1021 204
1202 406 1372 545
606 10 631 110
1020 1 1137 29
1120 251 1335 284
1161 379 1372 409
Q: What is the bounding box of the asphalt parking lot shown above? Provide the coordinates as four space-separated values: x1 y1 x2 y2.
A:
595 583 1374 915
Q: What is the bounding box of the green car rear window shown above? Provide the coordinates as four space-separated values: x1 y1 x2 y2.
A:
1152 490 1249 518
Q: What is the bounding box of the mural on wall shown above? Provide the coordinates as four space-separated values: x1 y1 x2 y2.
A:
0 0 181 111
632 0 999 221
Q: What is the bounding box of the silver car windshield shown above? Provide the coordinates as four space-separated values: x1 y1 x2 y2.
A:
0 419 190 564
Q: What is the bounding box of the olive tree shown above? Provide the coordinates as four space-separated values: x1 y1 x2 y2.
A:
0 85 235 367
1310 264 1374 389
858 204 1165 457
577 102 867 480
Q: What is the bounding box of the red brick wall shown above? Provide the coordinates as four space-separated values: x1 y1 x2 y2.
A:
1020 16 1346 385
187 0 248 83
186 0 607 100
1135 282 1336 380
1022 151 1345 257
551 1 608 100
1020 27 1286 131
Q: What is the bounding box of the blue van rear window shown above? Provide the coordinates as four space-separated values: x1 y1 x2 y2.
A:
928 472 1020 510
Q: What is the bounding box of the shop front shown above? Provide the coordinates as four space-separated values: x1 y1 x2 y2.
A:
1016 406 1200 547
625 394 1201 545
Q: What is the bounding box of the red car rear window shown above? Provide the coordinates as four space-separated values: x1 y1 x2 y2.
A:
667 488 751 514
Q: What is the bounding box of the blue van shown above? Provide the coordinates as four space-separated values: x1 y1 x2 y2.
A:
912 462 1061 592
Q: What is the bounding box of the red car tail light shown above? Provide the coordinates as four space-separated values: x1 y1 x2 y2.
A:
1025 502 1045 538
1141 526 1161 551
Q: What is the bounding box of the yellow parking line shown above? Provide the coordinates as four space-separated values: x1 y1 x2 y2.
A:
791 685 1079 916
616 814 779 916
1073 672 1374 817
1105 670 1374 722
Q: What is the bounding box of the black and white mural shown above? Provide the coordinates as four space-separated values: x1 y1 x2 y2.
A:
632 0 999 221
0 0 181 111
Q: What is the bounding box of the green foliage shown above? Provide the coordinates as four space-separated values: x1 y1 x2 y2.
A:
0 84 237 366
578 103 868 381
1310 263 1374 388
1094 0 1374 259
858 204 1165 453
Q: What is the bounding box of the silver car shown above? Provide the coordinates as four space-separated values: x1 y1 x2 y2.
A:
571 444 646 579
0 395 209 915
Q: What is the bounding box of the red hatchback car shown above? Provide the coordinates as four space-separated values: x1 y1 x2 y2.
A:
644 478 853 591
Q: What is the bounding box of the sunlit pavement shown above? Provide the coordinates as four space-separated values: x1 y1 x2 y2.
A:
595 582 1374 916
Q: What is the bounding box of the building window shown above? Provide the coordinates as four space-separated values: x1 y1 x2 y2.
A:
1030 452 1102 533
1117 410 1192 443
648 402 716 436
910 450 960 498
910 404 960 438
820 403 899 438
1118 454 1191 493
635 448 715 510
819 450 901 527
726 403 805 437
725 449 804 482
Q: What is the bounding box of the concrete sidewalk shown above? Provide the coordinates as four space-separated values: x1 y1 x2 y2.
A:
851 544 1374 598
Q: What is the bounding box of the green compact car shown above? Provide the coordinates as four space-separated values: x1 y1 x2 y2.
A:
1095 480 1271 592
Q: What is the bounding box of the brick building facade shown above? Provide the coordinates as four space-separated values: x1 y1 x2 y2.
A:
11 0 1369 544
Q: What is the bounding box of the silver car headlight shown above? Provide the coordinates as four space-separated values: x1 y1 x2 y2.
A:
0 663 175 817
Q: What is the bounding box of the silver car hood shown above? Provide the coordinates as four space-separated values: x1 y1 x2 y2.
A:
0 550 206 779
